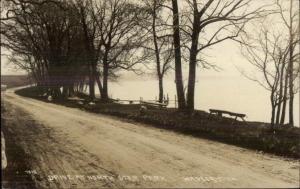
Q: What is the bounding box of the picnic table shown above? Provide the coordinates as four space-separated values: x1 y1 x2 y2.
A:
209 109 246 122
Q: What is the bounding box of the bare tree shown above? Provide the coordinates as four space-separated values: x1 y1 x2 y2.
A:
75 0 104 100
141 0 174 103
276 0 300 126
240 26 299 128
171 0 186 110
179 0 269 112
1 0 161 102
92 0 148 101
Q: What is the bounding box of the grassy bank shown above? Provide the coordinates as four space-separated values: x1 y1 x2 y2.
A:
16 86 300 158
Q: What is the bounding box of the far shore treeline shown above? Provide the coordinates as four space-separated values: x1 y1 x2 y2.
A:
1 0 299 128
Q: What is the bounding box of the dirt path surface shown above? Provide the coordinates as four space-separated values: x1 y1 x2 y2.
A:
3 88 300 188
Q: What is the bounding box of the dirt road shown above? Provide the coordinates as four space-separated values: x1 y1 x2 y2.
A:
3 88 300 188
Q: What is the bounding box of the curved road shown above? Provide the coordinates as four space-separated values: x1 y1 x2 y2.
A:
3 88 300 188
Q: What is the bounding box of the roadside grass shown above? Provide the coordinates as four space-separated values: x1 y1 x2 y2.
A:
16 86 300 158
1 102 38 189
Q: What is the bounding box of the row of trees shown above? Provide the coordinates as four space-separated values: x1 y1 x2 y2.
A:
240 0 299 127
1 0 148 99
1 0 299 126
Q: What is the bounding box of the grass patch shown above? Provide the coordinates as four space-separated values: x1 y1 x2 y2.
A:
16 86 300 159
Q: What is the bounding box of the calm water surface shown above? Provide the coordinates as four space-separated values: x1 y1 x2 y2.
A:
95 76 299 126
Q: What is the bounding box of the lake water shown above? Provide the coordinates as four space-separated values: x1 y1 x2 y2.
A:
95 75 299 126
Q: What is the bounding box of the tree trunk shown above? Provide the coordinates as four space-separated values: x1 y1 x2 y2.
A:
51 86 61 99
102 53 109 101
288 50 294 126
158 75 164 103
69 85 74 97
95 71 104 99
271 104 276 129
79 81 84 93
280 71 289 124
62 86 68 98
172 0 186 110
187 13 200 112
187 49 197 111
171 0 186 110
152 4 163 103
270 94 276 129
80 6 95 101
275 99 281 126
89 67 95 100
276 62 286 125
288 0 294 126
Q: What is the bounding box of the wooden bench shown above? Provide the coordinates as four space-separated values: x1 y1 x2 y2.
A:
209 109 246 122
140 101 167 109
